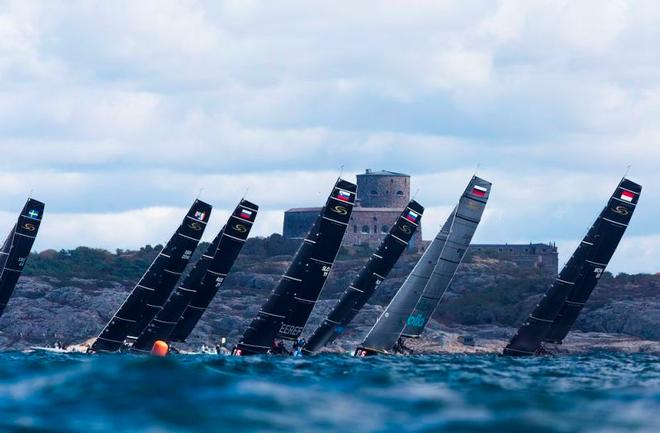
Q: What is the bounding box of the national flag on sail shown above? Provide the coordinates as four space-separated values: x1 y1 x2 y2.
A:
620 190 635 202
404 210 419 223
336 190 351 202
239 209 253 220
472 185 488 197
194 211 207 222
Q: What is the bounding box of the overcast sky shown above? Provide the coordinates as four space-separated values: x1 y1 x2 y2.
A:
0 0 658 273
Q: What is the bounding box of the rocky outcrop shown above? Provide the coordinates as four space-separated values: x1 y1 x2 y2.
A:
1 249 658 353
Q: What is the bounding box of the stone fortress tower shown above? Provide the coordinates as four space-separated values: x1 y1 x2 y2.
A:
283 169 422 250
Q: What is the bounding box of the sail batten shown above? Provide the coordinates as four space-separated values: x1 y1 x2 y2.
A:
503 178 641 356
0 199 45 318
356 176 491 355
234 179 357 355
303 200 424 354
90 199 212 353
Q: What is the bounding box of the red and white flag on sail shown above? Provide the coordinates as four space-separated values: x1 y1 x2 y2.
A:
620 190 635 202
472 185 488 198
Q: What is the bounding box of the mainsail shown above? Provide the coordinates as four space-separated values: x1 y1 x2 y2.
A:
234 178 356 355
356 176 491 355
0 199 45 318
503 178 641 356
90 200 212 353
302 200 424 354
133 200 258 351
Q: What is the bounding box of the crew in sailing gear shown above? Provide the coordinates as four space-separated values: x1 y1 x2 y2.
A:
269 340 290 355
292 338 306 357
216 337 230 355
393 337 413 355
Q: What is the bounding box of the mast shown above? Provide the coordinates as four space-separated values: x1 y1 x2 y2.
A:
356 176 490 356
503 178 641 356
90 199 212 353
233 178 356 356
302 200 424 354
134 200 258 351
0 199 45 318
401 177 491 339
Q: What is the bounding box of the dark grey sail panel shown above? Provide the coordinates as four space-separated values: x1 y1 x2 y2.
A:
234 179 356 356
356 176 491 355
133 200 258 350
401 177 491 338
356 211 453 355
543 179 641 344
503 178 641 356
0 199 45 318
303 200 424 354
91 200 212 353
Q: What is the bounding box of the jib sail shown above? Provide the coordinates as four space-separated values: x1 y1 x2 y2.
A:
91 200 212 353
134 200 258 350
234 179 356 355
302 200 424 354
401 177 491 339
503 178 641 356
0 199 45 318
356 176 490 355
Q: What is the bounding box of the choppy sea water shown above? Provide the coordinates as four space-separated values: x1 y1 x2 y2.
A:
0 351 658 433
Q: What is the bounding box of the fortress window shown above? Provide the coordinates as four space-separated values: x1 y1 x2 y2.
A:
354 225 357 233
374 225 378 233
362 225 370 234
396 190 404 195
381 225 389 233
373 217 378 222
370 190 378 195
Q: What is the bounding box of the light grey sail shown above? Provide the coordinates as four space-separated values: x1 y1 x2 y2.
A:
355 176 491 355
401 176 491 338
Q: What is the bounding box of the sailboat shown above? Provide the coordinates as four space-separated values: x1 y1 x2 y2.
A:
355 176 491 356
0 199 45 318
233 178 357 356
302 200 424 354
132 199 258 352
503 178 641 356
90 199 212 353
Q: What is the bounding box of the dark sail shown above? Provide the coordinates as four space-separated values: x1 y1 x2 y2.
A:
234 178 356 355
91 200 212 353
0 199 45 318
401 177 491 338
133 200 258 350
356 176 491 355
503 178 641 356
302 200 424 354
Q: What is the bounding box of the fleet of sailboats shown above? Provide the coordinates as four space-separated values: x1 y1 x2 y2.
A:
0 173 643 357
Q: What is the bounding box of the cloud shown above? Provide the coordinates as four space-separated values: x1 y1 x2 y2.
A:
0 0 657 273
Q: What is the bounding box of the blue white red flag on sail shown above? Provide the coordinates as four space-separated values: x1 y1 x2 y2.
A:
336 190 351 202
404 210 419 223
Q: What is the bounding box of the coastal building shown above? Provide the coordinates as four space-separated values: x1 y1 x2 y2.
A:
283 169 422 250
283 169 559 275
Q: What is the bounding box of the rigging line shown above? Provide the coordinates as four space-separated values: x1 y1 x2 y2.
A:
622 165 632 181
412 188 420 200
339 165 345 180
242 186 250 200
474 162 481 177
196 188 204 200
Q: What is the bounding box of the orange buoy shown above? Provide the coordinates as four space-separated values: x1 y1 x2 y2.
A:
151 340 169 357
